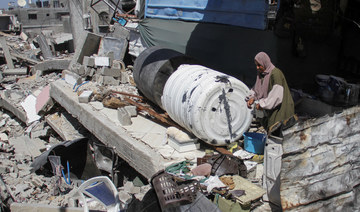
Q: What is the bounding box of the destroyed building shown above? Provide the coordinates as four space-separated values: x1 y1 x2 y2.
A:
0 0 359 211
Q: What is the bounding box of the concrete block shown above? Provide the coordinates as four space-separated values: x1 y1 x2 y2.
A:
99 76 120 86
77 65 86 75
3 68 28 75
82 56 95 67
94 56 110 67
120 72 129 84
62 70 82 86
124 105 137 117
105 52 114 67
89 68 96 77
100 66 121 77
78 90 93 103
117 107 132 126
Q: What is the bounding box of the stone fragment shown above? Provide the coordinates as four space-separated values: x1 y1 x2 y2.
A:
118 190 132 205
117 107 132 126
124 105 137 117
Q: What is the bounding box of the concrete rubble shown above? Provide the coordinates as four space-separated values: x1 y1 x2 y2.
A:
0 1 359 212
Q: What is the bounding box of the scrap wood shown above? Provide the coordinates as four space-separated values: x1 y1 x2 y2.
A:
215 147 233 155
102 96 128 109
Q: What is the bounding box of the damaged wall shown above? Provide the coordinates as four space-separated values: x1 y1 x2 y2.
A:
280 106 360 211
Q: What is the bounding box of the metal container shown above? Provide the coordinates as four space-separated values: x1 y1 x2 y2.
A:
161 64 252 146
133 46 198 107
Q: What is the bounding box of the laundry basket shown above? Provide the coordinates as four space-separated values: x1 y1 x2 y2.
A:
243 132 267 155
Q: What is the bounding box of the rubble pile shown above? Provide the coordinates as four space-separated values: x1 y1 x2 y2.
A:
0 29 279 212
0 31 153 211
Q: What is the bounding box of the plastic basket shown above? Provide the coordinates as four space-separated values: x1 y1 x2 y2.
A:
151 170 199 211
243 132 267 155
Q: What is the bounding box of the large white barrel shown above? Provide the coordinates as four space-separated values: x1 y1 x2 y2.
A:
161 64 252 146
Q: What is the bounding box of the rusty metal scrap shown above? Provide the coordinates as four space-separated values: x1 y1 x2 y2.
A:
111 90 143 99
124 97 179 127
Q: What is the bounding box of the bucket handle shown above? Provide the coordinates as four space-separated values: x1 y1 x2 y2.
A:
262 135 267 144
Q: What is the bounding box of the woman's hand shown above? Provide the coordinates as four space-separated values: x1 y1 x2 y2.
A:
247 98 255 108
256 103 262 110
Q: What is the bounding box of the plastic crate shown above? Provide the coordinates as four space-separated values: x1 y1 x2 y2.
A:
151 170 199 210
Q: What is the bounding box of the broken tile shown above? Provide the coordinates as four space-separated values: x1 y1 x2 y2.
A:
35 85 52 114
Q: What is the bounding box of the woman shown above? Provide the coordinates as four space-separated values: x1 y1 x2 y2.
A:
246 52 294 130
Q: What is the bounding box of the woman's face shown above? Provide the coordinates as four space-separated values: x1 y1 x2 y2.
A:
255 60 265 74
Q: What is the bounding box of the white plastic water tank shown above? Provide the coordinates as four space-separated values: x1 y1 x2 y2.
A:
161 64 252 146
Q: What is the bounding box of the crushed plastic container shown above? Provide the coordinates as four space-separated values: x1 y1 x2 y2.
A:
243 132 267 155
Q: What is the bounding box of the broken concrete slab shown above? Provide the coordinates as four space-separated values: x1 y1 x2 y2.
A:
3 68 28 75
50 79 203 179
98 36 128 61
0 36 15 69
10 52 39 65
45 112 86 141
32 59 71 75
0 91 28 124
36 33 53 60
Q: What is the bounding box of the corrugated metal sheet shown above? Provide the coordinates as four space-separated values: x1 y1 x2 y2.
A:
145 0 270 30
161 64 252 146
279 106 360 211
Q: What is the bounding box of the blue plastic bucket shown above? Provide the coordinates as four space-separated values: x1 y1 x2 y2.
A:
243 132 267 154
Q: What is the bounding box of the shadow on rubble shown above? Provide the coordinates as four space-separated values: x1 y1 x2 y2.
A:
127 188 162 212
